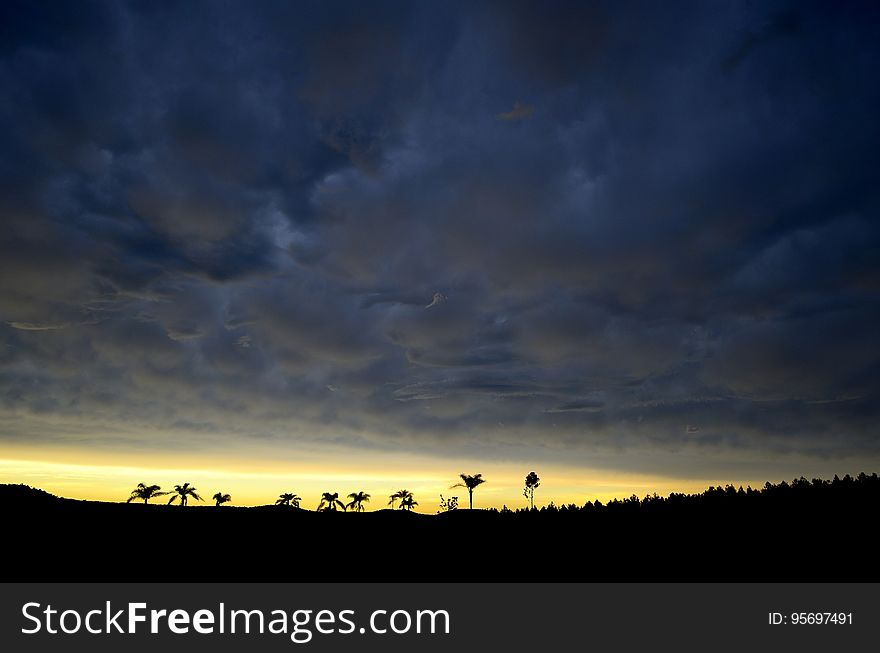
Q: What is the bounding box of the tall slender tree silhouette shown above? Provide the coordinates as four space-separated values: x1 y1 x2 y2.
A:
318 492 345 512
346 491 371 512
400 495 419 511
126 483 167 504
212 492 232 506
523 471 540 510
452 473 486 509
388 491 397 509
167 483 203 506
275 493 301 507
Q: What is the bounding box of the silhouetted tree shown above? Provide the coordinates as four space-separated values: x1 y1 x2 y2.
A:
318 492 345 512
213 492 231 506
168 482 202 506
275 493 301 507
126 483 167 504
523 471 540 510
438 494 458 512
346 491 371 512
389 489 412 510
452 473 486 509
400 495 419 511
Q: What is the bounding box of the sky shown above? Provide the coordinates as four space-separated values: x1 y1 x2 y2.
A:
1 0 879 511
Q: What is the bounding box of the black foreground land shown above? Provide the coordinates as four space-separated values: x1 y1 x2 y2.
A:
2 474 878 582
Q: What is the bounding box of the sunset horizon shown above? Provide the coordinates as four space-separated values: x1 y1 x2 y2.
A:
2 0 879 551
2 444 874 512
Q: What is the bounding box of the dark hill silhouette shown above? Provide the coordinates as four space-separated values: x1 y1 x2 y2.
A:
1 474 877 581
0 483 58 504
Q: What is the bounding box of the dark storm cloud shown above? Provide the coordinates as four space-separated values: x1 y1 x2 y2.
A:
1 0 878 471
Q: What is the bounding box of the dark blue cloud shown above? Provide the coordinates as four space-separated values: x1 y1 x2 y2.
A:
0 0 878 472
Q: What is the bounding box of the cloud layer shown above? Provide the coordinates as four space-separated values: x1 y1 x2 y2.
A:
1 0 878 474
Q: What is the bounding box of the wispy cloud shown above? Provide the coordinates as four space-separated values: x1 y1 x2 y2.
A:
425 292 447 309
8 322 69 331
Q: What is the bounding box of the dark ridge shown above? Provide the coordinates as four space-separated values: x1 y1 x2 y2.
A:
0 483 60 503
2 473 877 582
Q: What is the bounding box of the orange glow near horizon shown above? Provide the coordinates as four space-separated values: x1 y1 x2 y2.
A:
0 444 810 513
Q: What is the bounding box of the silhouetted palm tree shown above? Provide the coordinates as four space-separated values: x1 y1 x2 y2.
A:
452 473 486 509
523 471 540 510
346 491 371 512
388 490 402 510
389 489 413 510
167 482 203 506
400 495 419 511
276 493 301 507
213 492 231 506
126 483 167 504
318 492 345 512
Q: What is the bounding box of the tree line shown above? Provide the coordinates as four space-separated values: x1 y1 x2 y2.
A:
125 472 878 514
126 471 541 511
480 472 879 516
